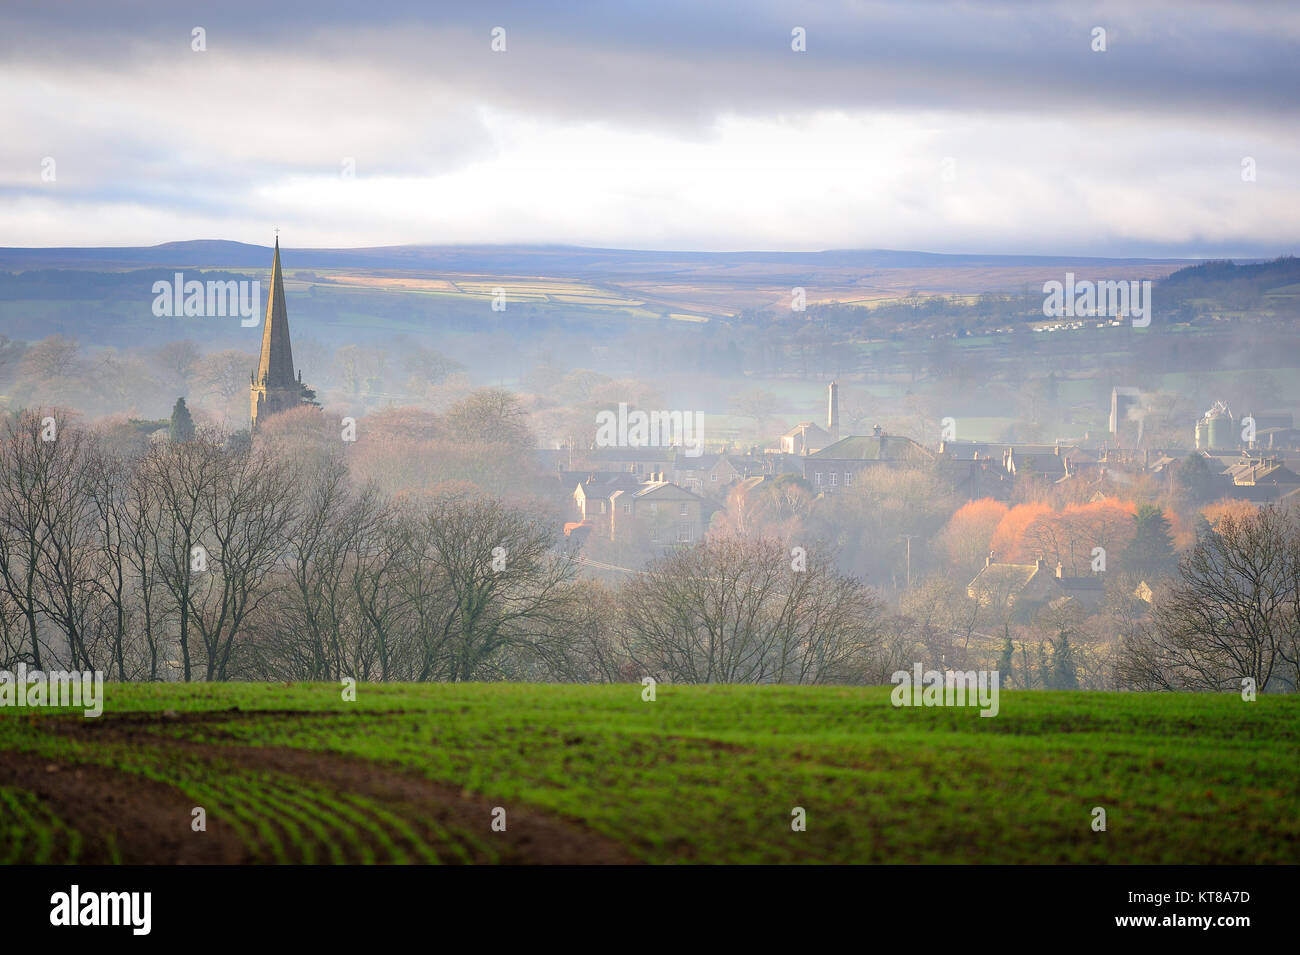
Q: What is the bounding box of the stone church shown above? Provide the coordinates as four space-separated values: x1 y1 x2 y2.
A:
249 237 309 429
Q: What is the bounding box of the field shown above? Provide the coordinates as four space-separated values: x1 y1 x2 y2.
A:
1 684 1296 865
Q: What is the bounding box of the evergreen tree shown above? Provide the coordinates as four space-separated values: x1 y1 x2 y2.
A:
997 636 1015 688
1193 513 1214 542
298 379 320 407
1034 641 1051 689
1129 504 1175 577
1052 633 1079 690
1172 453 1215 506
169 396 195 443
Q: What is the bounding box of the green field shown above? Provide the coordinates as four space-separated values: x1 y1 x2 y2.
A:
1 683 1296 864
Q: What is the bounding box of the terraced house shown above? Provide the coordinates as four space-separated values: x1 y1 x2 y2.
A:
671 452 747 497
803 426 935 493
966 554 1106 619
572 472 703 544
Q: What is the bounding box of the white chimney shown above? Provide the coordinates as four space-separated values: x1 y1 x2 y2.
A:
828 381 840 442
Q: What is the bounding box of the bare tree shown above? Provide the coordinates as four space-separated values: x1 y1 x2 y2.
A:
273 457 397 681
123 459 165 680
621 535 884 684
1128 507 1300 691
30 423 100 670
192 443 296 680
347 492 404 680
142 431 226 680
194 349 257 411
0 410 77 668
404 492 576 681
730 387 777 429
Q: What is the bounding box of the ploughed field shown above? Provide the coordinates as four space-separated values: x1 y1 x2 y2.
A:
0 684 1296 864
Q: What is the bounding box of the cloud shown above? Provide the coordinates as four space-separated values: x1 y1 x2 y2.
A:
0 1 1296 253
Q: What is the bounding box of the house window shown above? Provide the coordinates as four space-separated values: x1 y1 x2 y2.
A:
650 502 658 514
845 471 853 486
679 503 688 516
710 472 717 481
815 472 823 485
599 501 606 513
623 502 631 514
829 472 838 486
677 522 691 542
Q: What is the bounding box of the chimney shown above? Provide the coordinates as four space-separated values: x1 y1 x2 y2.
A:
828 381 840 442
986 551 995 567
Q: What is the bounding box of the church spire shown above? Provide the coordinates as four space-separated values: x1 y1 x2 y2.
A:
250 235 304 430
255 235 294 389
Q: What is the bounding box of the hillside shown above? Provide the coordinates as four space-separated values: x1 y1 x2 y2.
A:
0 241 1197 275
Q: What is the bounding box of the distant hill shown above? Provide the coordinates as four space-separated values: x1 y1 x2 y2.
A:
1162 255 1300 288
0 241 1198 275
1159 255 1300 309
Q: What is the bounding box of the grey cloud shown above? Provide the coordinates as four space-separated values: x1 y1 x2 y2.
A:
2 1 1297 127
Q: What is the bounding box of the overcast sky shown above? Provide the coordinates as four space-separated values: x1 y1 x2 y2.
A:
2 0 1297 256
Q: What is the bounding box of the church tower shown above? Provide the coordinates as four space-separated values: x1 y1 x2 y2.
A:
249 236 303 429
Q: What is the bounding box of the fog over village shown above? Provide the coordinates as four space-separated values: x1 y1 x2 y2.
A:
3 235 1298 692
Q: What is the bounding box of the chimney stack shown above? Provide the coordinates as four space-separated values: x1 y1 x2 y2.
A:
828 381 840 442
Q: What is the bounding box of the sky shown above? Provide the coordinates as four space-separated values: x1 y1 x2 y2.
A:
2 0 1297 257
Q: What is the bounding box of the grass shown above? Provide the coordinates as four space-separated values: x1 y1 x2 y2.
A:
1 683 1297 864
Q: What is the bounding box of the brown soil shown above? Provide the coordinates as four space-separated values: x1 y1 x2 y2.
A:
0 751 251 864
8 711 639 865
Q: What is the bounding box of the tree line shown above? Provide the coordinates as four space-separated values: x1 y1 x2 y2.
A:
3 406 1294 691
0 409 887 685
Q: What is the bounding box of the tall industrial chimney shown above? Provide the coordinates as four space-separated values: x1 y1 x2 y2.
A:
828 380 840 442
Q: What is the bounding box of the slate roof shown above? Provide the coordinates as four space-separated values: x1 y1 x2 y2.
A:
807 434 934 464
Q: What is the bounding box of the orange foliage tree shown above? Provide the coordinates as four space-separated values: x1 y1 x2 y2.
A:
1201 499 1257 529
936 498 1009 575
988 497 1144 574
989 501 1053 563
